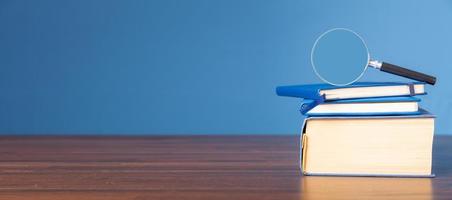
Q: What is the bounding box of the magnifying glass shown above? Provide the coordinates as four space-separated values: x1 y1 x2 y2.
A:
311 28 436 86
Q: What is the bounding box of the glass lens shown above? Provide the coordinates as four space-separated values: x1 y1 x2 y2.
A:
311 28 369 86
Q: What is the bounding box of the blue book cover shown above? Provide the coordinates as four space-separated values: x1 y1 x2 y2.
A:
299 96 421 116
276 82 426 101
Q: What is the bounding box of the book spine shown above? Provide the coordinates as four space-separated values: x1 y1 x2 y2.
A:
275 86 324 100
299 99 320 115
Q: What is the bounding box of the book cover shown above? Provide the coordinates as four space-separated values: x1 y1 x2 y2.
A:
276 82 425 101
299 109 435 178
301 96 421 116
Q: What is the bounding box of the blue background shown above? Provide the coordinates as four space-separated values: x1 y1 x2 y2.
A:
1 0 451 135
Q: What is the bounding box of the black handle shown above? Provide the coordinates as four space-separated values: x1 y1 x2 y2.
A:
380 62 436 85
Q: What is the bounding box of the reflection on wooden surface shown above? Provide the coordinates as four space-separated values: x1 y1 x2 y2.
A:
301 176 432 200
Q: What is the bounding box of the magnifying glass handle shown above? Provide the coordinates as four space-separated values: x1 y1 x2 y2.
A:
369 61 436 85
380 62 436 85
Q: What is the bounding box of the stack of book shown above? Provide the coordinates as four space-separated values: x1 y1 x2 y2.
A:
276 82 435 177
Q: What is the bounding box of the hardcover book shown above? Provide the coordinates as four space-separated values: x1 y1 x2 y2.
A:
299 109 435 177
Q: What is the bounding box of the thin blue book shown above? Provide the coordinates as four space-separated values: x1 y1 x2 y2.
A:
276 82 426 102
300 96 421 116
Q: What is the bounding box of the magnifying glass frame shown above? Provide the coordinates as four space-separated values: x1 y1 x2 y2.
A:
310 28 370 86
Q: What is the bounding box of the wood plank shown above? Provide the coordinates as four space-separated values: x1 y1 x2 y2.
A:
0 135 450 199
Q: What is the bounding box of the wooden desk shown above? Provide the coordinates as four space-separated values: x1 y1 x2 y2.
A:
0 135 450 200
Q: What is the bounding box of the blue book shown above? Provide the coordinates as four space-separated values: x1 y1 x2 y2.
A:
300 96 421 116
276 82 426 102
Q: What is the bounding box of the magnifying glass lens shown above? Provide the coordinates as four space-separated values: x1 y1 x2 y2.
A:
311 29 369 86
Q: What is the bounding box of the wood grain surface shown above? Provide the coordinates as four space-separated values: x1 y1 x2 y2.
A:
0 135 450 200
